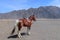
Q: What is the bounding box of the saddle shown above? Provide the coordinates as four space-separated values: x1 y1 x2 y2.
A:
23 18 31 26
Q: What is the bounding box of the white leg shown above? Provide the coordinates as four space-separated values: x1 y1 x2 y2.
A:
27 27 31 35
17 30 22 38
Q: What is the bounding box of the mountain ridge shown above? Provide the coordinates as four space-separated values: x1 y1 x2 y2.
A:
0 6 60 19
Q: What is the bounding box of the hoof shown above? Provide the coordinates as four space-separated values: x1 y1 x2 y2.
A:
27 32 31 35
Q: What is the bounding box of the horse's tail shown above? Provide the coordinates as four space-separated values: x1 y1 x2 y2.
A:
11 26 16 35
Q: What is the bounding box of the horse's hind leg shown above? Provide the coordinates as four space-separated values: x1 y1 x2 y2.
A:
17 27 22 38
17 30 22 38
27 27 31 35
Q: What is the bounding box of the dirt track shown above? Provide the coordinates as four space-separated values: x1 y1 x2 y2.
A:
0 19 60 40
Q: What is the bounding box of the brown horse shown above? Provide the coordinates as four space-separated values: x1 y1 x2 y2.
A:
11 15 36 38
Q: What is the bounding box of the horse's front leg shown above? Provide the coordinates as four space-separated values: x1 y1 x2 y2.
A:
27 27 31 35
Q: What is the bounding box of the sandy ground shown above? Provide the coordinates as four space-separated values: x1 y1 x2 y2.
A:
0 19 60 40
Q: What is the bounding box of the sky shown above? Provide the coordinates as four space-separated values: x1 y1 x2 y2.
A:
0 0 60 13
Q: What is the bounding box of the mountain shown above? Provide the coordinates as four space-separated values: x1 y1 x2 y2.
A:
0 6 60 19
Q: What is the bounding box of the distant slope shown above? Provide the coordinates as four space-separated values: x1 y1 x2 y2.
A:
0 6 60 19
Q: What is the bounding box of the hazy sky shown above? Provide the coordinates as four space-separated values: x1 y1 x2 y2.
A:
0 0 60 13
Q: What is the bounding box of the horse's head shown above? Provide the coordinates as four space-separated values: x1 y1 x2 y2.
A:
29 15 36 21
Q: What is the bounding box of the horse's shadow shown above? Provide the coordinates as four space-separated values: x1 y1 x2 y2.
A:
8 32 27 39
8 34 18 39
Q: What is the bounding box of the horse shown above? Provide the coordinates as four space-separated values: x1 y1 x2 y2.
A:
11 15 36 38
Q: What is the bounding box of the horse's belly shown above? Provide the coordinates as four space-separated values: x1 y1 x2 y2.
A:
23 23 31 27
